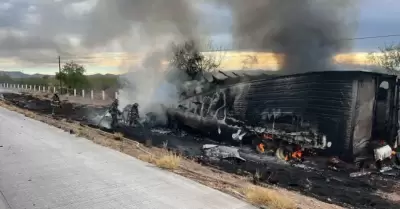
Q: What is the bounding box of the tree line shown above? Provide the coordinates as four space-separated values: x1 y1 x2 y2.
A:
0 63 120 92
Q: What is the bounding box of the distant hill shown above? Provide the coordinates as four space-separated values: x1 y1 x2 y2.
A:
0 71 53 79
88 73 119 78
0 71 31 79
31 73 52 78
0 71 121 79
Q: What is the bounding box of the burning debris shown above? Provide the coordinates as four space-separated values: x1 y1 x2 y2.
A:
166 71 340 162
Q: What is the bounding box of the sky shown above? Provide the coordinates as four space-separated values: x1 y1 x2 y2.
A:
0 0 399 75
355 0 400 51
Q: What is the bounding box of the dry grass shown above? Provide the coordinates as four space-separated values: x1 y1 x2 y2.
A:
8 105 18 112
155 151 181 170
242 186 296 209
113 132 124 141
7 105 36 119
137 154 156 164
76 129 89 138
24 112 35 118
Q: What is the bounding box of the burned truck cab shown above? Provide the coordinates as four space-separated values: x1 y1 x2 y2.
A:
167 69 400 163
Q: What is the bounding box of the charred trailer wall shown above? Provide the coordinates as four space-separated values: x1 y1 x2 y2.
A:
235 71 357 160
173 71 398 161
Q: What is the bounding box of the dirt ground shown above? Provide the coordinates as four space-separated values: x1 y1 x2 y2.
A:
1 92 400 209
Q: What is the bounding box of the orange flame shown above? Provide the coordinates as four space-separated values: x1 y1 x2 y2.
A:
291 150 303 159
257 143 265 153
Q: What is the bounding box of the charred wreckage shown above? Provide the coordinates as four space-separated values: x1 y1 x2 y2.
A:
166 69 400 167
99 68 400 169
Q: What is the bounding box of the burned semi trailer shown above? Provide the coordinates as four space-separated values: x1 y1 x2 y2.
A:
167 69 400 162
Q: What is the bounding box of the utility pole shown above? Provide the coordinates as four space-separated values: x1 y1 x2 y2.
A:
58 56 62 94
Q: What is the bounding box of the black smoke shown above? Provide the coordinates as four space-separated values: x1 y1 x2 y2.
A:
214 0 360 73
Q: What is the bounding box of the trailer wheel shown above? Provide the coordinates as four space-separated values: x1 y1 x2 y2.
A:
275 147 289 161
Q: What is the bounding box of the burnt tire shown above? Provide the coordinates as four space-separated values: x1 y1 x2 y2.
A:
275 147 288 161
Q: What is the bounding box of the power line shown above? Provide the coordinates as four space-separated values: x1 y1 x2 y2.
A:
340 34 400 41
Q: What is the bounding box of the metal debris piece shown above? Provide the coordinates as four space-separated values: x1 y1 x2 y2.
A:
380 170 398 177
232 129 246 141
202 144 246 162
379 166 393 173
349 171 372 178
374 145 392 161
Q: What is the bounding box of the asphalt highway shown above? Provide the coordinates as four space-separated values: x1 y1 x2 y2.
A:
0 107 254 209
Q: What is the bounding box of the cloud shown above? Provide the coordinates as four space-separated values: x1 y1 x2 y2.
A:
0 0 398 71
0 0 87 65
0 0 231 66
0 2 13 11
353 0 400 51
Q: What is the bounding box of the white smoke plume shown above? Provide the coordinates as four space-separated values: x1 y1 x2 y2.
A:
84 0 203 120
117 44 181 120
